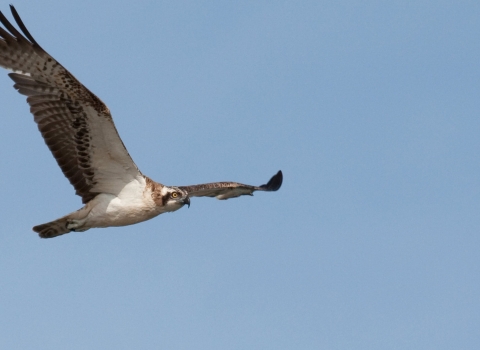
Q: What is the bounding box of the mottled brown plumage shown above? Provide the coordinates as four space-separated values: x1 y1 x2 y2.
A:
0 7 139 204
144 176 166 206
179 171 283 200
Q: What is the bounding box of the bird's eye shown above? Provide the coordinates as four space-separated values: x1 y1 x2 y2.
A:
171 192 178 198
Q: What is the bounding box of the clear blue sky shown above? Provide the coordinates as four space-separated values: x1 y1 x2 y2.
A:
1 1 479 349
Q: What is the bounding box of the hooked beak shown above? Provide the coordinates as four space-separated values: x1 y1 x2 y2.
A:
183 196 190 208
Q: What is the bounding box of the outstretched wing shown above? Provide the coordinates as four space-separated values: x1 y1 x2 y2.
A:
0 6 141 204
178 170 283 200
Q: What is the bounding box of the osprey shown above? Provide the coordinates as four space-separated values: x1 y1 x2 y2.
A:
0 6 282 239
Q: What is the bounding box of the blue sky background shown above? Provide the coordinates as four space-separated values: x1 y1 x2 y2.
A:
1 1 479 349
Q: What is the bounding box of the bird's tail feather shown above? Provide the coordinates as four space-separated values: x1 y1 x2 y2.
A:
33 217 70 239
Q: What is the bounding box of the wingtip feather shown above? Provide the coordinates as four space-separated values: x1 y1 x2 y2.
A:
9 4 41 48
259 170 283 191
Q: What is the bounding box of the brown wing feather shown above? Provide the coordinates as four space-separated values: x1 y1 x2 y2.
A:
178 171 283 200
0 6 140 203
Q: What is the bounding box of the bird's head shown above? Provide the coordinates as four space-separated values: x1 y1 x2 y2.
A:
161 186 190 212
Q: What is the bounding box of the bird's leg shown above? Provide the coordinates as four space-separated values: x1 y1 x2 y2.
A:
64 204 92 232
66 218 88 232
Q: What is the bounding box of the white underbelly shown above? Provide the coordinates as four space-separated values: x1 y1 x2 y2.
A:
84 193 164 228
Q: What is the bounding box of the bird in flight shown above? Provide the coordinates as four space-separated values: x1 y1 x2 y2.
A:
0 6 282 239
